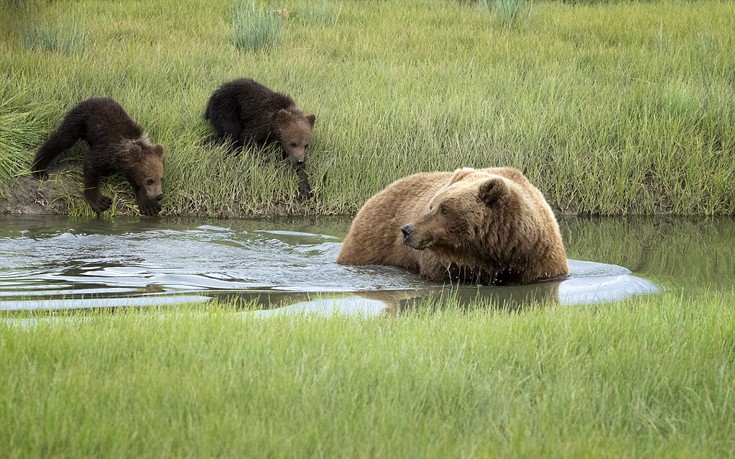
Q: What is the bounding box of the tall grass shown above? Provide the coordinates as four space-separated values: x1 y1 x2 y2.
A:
295 0 341 26
0 0 733 216
0 85 46 193
18 18 90 54
1 291 734 457
233 0 284 52
495 0 531 28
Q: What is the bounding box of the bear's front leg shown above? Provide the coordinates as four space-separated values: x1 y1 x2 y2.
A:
83 170 112 215
296 166 312 200
418 254 453 283
135 188 161 216
126 178 161 216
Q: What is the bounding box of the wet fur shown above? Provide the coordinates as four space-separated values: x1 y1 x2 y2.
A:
31 98 164 216
205 78 316 200
337 167 569 285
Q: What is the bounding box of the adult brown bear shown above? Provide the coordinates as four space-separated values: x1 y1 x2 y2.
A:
337 167 569 285
31 98 164 216
205 78 316 200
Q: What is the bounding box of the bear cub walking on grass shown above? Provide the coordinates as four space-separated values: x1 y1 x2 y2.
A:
31 98 164 216
205 78 316 200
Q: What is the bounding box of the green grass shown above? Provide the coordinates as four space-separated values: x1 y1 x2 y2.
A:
1 2 732 456
493 0 532 28
18 17 90 54
0 84 47 194
1 291 734 457
233 0 284 52
0 0 733 217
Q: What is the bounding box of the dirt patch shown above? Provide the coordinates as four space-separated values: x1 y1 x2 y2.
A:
0 168 79 214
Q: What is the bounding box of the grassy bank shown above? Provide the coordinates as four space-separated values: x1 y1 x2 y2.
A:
1 291 733 457
0 0 733 216
2 3 733 456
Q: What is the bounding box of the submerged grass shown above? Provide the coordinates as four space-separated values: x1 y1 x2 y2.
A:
0 0 733 217
1 291 734 456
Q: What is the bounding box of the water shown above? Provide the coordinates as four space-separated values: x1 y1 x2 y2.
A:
1 215 732 316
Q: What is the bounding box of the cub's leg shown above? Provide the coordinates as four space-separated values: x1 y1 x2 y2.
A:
82 155 112 214
32 107 86 178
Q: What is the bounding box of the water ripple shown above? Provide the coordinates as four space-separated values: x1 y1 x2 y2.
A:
0 216 659 312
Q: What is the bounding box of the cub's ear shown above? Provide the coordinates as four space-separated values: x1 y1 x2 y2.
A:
478 177 507 206
448 167 476 185
274 109 292 126
153 144 164 157
129 143 142 156
306 114 316 127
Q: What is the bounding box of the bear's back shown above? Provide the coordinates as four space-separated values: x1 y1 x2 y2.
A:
76 98 144 148
223 78 296 115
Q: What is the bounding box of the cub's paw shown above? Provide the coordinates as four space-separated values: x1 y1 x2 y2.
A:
297 181 313 201
138 199 161 216
91 196 112 214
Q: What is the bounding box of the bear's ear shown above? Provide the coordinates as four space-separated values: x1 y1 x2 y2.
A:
274 109 292 126
478 178 507 206
153 144 164 157
129 143 142 157
449 167 476 185
306 114 316 127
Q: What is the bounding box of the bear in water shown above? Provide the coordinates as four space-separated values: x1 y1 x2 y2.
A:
338 167 569 285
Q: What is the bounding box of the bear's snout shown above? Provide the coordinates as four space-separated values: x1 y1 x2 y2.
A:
402 223 432 250
153 192 164 201
401 224 413 243
289 156 306 168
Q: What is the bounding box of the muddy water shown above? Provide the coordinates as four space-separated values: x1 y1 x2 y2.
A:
0 215 731 315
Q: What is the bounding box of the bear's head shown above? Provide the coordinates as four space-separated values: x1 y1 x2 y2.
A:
400 167 558 279
128 140 165 204
273 109 316 168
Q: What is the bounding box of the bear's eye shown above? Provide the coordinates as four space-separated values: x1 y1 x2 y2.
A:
440 205 448 215
146 179 155 186
290 143 298 148
305 144 310 149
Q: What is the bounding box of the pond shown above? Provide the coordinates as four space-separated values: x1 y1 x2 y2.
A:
0 215 732 316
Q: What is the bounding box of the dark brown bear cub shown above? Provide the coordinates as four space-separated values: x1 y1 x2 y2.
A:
31 98 164 216
204 78 316 200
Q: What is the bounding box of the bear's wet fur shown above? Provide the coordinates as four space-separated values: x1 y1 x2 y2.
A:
337 167 569 285
204 78 316 200
31 97 164 216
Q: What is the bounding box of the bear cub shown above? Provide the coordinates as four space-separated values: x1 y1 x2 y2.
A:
205 78 316 200
31 98 164 216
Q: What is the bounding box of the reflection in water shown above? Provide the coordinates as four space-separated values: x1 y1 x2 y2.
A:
561 216 735 291
256 260 658 317
2 215 729 314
